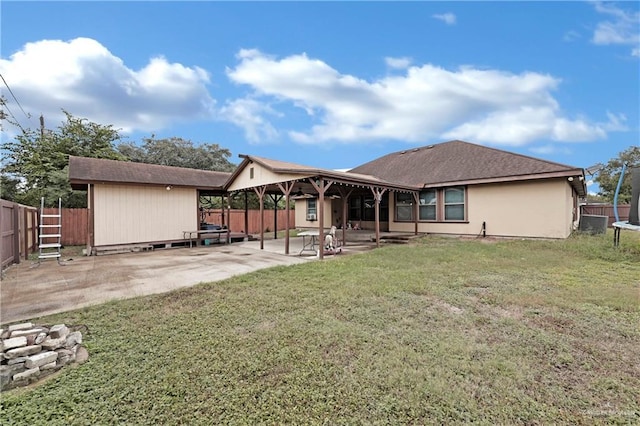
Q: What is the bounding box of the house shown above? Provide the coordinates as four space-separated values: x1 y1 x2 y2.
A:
69 140 586 258
346 140 586 239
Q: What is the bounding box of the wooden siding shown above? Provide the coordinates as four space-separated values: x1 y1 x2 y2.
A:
94 185 197 246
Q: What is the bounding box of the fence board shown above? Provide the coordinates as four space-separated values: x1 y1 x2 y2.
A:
201 209 295 234
43 208 88 246
581 204 630 227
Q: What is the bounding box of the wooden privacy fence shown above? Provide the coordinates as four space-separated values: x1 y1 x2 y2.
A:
0 199 38 268
43 208 88 246
34 208 295 247
202 209 296 235
581 204 630 227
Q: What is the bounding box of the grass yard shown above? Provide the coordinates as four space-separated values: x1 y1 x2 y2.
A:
2 231 639 425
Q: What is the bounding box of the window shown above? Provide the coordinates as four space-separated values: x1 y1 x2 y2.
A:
307 198 317 221
395 192 413 221
444 187 465 221
349 197 361 221
419 189 437 221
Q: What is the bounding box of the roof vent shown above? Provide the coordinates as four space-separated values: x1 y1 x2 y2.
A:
426 145 434 149
400 151 406 154
412 148 419 152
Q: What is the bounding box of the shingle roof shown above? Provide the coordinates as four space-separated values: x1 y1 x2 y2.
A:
68 156 231 190
349 140 584 188
232 155 415 191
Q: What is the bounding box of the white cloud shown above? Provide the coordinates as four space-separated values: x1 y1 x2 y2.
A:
218 98 279 143
563 30 581 42
592 2 640 57
385 56 412 70
529 144 572 155
226 49 621 146
0 37 215 133
432 13 456 25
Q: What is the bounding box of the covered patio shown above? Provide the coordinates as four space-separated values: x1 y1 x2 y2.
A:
225 155 423 259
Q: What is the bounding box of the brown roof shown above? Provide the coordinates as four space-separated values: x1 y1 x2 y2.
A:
69 156 231 190
230 154 415 191
349 140 585 192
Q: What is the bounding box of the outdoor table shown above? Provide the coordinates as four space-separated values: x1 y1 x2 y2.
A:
298 230 320 255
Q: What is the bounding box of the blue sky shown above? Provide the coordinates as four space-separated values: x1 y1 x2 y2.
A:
1 1 638 192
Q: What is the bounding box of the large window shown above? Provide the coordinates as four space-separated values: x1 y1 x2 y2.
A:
418 189 437 221
444 187 465 221
394 187 466 222
348 194 389 222
395 193 414 221
307 199 317 221
349 197 361 221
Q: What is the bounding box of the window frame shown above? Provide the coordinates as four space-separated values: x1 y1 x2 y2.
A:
443 186 466 221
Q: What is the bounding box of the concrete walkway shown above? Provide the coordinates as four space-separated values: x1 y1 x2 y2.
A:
0 234 377 324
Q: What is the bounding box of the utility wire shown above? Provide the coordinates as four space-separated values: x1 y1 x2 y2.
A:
0 73 30 120
0 97 29 135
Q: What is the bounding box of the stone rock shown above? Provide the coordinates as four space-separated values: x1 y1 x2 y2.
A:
40 361 57 371
55 348 73 365
25 351 58 369
1 363 26 375
49 324 69 339
1 336 27 351
75 346 89 364
41 336 66 350
4 345 42 359
7 356 28 365
64 331 83 348
12 367 39 381
7 322 33 332
35 332 47 345
10 328 46 338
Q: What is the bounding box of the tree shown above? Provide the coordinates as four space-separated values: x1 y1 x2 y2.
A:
595 146 640 203
117 137 236 172
1 111 125 207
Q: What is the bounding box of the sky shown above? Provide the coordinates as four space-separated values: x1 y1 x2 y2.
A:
1 1 639 193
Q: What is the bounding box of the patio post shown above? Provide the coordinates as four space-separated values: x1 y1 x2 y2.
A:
254 185 267 250
277 181 294 255
337 187 353 247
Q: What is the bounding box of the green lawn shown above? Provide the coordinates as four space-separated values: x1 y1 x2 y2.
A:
2 231 639 425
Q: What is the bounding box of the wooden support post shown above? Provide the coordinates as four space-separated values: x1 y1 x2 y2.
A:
310 178 334 260
371 187 387 248
413 191 419 235
244 191 249 236
277 182 294 255
253 186 267 250
337 187 353 247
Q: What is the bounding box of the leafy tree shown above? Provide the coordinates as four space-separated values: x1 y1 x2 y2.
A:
117 136 236 172
595 146 640 203
1 111 125 207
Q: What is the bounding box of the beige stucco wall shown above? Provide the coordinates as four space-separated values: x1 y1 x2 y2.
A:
227 163 309 191
389 179 574 238
94 184 197 246
295 198 334 229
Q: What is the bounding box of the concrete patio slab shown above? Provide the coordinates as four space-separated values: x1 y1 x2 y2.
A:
0 234 378 325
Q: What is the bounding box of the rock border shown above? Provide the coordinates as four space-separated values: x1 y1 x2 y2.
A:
1 322 88 391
